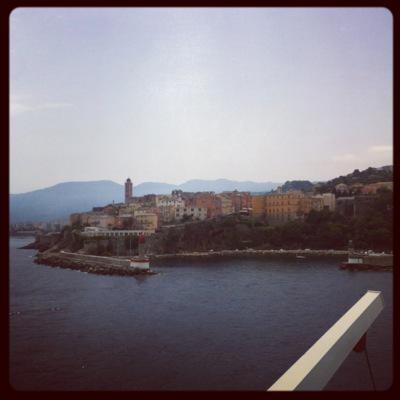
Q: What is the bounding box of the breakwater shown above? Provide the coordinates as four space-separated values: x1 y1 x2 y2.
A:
35 251 155 276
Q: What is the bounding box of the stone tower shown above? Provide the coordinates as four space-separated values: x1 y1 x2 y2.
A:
125 178 133 204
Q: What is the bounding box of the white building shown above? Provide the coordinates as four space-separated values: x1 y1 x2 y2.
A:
156 195 185 208
175 206 207 221
321 193 336 211
81 229 154 238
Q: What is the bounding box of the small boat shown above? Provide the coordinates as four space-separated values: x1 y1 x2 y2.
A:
129 257 150 270
296 255 306 259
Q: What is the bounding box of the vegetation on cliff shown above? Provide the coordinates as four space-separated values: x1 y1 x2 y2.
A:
281 180 314 193
148 190 392 253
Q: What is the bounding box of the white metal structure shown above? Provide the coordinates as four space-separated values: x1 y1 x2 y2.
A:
268 290 384 391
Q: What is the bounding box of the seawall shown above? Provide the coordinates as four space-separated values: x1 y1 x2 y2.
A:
35 251 155 277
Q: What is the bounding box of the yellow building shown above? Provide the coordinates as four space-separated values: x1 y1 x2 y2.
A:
134 211 158 230
265 191 304 224
252 191 331 224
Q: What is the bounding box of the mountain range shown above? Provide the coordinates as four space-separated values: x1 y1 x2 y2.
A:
10 179 280 223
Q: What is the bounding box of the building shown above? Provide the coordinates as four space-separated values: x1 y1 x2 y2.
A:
119 203 141 214
222 191 252 213
115 215 134 229
81 228 154 238
251 195 266 218
175 206 207 221
349 183 364 195
361 181 393 195
310 196 324 212
96 215 116 229
192 192 222 218
265 191 305 224
335 183 350 196
137 194 157 207
321 193 336 211
156 195 185 208
217 194 235 215
125 178 133 204
79 212 116 229
157 205 177 224
133 210 158 230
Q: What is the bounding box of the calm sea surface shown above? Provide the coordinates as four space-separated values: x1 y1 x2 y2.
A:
10 237 393 391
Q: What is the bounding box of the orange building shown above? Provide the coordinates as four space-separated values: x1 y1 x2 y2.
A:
193 192 222 218
222 191 252 213
251 195 266 217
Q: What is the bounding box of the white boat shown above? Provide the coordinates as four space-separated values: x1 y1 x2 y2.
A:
296 255 306 259
129 257 150 270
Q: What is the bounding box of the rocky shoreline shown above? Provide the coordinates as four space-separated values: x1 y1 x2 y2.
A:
35 252 156 277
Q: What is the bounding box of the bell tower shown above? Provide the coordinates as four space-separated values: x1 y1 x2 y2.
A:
125 178 133 204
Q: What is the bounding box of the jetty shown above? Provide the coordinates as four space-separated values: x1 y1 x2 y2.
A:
35 251 155 276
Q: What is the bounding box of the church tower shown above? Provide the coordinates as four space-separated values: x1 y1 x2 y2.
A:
125 178 133 204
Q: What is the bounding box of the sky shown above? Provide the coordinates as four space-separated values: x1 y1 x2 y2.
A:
10 7 393 193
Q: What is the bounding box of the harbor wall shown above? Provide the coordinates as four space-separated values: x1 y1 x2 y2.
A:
35 251 155 277
59 251 130 268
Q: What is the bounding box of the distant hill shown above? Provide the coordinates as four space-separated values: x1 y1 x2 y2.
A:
10 179 280 223
133 179 279 196
10 181 124 224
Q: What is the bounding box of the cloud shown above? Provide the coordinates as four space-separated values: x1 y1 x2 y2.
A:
332 153 359 162
368 145 392 153
10 98 72 117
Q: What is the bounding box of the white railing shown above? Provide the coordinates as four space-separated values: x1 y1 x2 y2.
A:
267 290 384 391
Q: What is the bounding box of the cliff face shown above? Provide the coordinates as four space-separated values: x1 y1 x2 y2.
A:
147 215 268 254
25 227 84 254
20 233 61 252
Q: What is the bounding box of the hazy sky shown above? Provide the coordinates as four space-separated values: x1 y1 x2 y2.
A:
10 7 393 193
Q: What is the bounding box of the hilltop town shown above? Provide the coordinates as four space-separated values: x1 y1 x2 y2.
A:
18 166 393 257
